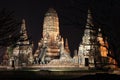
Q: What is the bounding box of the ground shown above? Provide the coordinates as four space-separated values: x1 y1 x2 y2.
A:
0 70 120 80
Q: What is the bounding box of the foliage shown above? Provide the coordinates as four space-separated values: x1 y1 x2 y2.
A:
0 9 20 47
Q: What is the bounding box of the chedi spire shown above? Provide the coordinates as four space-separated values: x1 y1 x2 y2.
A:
86 9 94 28
65 38 70 53
20 19 28 40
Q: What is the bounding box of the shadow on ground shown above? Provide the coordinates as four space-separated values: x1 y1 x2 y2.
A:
0 71 119 80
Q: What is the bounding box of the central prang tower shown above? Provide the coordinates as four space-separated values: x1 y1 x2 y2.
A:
34 8 71 64
43 8 59 41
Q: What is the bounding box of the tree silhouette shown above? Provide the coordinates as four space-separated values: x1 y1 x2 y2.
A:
0 9 20 47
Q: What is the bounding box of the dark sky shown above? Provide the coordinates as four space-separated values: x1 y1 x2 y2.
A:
0 0 120 55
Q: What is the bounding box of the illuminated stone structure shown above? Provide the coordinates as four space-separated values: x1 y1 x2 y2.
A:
43 8 59 42
12 19 34 66
64 38 70 53
78 9 117 69
97 28 117 68
1 8 117 70
97 28 108 63
46 38 73 67
78 10 98 68
34 8 71 63
73 50 79 64
60 38 72 60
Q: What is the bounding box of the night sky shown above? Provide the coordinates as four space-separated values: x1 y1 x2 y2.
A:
0 0 120 56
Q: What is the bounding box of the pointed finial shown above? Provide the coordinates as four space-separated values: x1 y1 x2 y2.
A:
20 19 26 33
60 37 64 54
45 8 56 16
98 28 101 32
20 18 28 40
48 8 56 13
65 38 68 48
86 9 94 27
65 38 70 53
98 28 102 37
74 50 78 56
61 37 64 44
88 9 91 14
22 19 25 24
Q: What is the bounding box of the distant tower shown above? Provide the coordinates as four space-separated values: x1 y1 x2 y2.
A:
13 19 33 65
78 9 97 68
20 19 28 40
